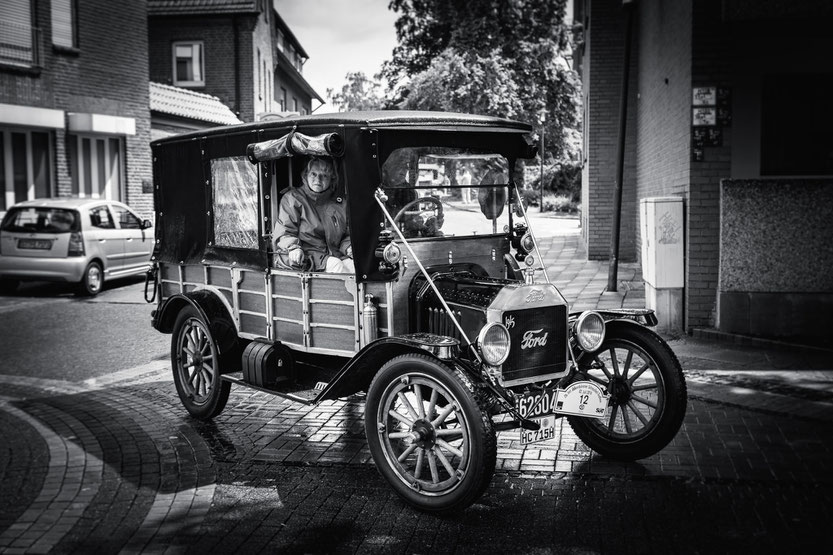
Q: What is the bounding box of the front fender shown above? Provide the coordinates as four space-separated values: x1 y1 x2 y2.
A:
570 308 658 327
319 336 465 401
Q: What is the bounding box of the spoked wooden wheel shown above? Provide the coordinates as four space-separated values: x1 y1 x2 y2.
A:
171 305 231 419
365 354 495 513
568 323 687 460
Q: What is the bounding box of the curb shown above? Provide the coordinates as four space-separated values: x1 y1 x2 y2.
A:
691 327 833 354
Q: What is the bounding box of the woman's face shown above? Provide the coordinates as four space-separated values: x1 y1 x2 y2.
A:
304 160 335 193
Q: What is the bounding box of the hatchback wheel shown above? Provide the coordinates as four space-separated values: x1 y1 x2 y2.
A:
77 262 103 296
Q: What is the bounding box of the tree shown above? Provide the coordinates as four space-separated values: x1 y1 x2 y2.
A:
400 49 523 118
382 0 581 163
326 71 384 112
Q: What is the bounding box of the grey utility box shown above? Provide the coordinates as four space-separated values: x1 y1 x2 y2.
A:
640 197 684 334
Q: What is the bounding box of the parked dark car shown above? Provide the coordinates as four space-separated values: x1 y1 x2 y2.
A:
147 111 687 512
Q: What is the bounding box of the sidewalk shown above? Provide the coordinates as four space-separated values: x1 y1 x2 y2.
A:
532 216 833 421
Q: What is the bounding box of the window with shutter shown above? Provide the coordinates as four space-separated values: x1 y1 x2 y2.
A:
51 0 76 48
0 0 36 67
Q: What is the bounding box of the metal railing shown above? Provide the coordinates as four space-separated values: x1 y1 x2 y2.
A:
0 20 41 68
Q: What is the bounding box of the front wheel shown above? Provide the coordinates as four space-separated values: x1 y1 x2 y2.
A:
567 323 687 461
365 354 496 513
171 305 231 419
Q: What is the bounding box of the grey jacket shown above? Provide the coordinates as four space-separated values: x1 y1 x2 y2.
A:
274 186 351 271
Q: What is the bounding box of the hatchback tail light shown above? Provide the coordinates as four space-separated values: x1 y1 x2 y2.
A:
68 231 85 256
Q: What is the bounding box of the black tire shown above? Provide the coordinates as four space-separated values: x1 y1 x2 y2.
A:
77 261 103 296
365 353 496 513
567 323 687 461
171 305 231 419
0 279 19 295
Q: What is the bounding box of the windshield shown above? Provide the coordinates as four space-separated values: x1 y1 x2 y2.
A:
381 147 511 239
0 207 80 233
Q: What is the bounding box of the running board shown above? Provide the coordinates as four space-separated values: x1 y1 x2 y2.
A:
221 374 321 405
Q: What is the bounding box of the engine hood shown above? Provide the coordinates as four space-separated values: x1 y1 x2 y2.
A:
410 270 514 312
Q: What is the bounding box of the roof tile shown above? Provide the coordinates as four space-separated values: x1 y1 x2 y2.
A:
149 82 242 126
148 0 259 16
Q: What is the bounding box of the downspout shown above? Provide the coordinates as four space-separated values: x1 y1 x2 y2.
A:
607 0 635 292
233 15 241 116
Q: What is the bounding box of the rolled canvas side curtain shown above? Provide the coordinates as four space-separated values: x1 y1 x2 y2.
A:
246 131 344 163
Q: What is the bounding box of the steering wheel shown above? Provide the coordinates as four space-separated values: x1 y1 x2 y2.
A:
392 196 444 228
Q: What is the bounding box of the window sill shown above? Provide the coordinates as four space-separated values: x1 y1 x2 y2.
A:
52 45 80 56
0 62 42 76
174 82 206 89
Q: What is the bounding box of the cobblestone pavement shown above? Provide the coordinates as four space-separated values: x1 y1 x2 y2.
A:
2 223 832 553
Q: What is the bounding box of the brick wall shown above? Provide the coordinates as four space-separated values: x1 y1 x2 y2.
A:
687 0 732 328
149 13 266 123
583 0 639 262
0 0 153 217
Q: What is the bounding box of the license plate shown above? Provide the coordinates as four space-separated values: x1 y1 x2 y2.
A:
520 416 557 445
554 381 610 420
516 381 610 420
18 239 53 250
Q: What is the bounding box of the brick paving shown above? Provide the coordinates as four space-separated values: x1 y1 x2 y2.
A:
1 222 832 552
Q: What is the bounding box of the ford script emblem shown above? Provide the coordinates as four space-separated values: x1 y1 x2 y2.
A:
520 328 549 349
525 289 544 303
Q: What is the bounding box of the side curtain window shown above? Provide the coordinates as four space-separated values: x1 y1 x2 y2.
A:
211 156 259 249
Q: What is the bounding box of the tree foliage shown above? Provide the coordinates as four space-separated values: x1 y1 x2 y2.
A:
382 0 582 163
400 49 523 117
326 71 384 112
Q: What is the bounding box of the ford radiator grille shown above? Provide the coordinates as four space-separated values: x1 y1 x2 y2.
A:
501 306 567 383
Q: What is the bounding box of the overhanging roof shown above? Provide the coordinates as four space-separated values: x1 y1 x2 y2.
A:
148 0 258 16
149 82 242 125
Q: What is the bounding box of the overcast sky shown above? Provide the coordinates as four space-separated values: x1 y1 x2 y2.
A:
273 0 399 112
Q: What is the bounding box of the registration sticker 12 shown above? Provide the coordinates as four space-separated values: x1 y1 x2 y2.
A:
554 381 609 420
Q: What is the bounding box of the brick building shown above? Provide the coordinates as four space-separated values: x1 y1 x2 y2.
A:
0 0 153 217
580 0 833 345
147 0 321 123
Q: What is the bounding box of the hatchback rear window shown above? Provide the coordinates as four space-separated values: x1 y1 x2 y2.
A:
0 207 80 233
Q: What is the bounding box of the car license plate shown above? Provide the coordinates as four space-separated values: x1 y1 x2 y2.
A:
520 416 557 445
516 381 610 421
554 381 610 420
18 238 53 250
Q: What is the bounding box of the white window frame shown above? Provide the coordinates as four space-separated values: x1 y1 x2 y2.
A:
172 41 205 87
69 134 125 202
1 127 55 209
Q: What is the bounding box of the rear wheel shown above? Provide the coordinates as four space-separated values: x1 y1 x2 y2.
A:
567 323 687 461
365 354 496 513
171 305 231 419
77 262 103 296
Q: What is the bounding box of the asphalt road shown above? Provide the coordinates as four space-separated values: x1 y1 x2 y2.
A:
0 277 169 382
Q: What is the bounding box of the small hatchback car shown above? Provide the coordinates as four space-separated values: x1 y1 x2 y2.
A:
0 198 153 296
